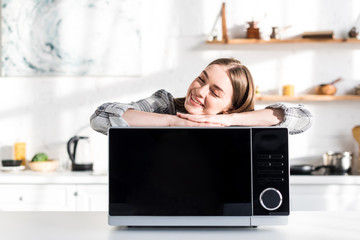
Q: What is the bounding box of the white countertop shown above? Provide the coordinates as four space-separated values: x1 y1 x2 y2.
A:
0 211 359 240
290 175 360 185
0 170 360 185
0 170 108 184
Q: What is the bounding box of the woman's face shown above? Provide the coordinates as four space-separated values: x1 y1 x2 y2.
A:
184 64 234 115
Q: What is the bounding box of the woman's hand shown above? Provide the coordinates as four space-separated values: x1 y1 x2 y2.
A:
177 108 286 127
169 114 223 127
176 113 233 126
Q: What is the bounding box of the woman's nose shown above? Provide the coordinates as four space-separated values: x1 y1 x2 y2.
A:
196 85 209 98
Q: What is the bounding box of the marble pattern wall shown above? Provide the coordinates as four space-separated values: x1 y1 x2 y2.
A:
1 0 141 76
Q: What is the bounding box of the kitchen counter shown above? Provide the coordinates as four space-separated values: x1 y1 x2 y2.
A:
0 170 360 185
290 175 360 185
0 211 359 240
0 170 108 184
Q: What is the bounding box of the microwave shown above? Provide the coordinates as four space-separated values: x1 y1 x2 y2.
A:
108 127 289 227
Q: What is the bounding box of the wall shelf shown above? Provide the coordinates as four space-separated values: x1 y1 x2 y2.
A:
255 95 360 102
206 38 360 45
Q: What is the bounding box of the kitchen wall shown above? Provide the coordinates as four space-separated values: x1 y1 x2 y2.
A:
0 0 359 172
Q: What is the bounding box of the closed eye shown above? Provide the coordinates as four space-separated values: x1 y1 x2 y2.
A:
211 89 219 98
198 76 205 83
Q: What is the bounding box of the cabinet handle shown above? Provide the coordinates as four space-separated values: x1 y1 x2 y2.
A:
74 192 78 197
19 196 23 201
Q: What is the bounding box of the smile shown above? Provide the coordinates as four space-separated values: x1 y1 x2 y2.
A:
190 94 204 107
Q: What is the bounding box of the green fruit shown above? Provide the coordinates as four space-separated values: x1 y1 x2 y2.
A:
31 153 48 162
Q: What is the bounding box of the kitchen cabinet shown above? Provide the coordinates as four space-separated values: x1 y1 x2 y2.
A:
0 184 77 211
75 185 108 211
291 185 360 211
0 184 107 211
290 176 360 211
0 171 108 211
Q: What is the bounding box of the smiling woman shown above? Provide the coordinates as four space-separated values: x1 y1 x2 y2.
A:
90 58 313 135
174 58 254 115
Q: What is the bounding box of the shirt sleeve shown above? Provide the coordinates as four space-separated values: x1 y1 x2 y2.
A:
90 89 175 135
265 102 313 135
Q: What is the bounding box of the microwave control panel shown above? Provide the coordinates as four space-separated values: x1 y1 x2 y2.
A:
251 128 289 216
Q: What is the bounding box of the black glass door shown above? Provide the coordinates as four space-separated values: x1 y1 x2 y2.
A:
109 128 252 216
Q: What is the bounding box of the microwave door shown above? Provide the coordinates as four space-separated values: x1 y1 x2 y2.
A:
109 128 252 217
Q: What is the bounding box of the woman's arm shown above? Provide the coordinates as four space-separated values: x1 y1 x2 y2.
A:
90 89 173 135
177 103 313 135
124 109 222 127
90 89 221 135
177 108 283 127
230 108 285 126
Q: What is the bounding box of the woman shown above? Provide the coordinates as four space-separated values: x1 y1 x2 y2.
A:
90 58 312 135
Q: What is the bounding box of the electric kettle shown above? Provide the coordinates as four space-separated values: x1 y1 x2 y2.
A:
67 136 93 171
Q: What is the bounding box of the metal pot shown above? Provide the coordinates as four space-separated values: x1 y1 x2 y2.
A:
323 151 352 174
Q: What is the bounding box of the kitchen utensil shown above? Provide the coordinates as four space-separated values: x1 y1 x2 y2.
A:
1 159 22 167
246 21 260 39
67 136 93 171
290 164 330 175
291 151 352 175
353 126 360 173
323 151 352 174
355 85 360 95
315 78 342 95
270 27 279 39
348 27 359 38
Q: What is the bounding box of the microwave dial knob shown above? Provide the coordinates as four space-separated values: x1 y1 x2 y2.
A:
259 188 283 211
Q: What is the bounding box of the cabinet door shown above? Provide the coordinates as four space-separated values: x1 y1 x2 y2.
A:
75 185 108 211
0 184 76 211
291 185 360 211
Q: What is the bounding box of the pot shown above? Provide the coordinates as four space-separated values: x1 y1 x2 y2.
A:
323 151 352 174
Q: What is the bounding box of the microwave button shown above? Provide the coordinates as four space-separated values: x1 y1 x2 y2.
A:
259 188 283 211
267 177 285 182
270 162 284 167
257 162 271 167
257 162 284 167
258 170 284 175
257 154 284 159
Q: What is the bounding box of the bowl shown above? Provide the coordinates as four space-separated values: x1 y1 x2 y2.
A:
28 159 58 172
315 84 337 95
2 159 23 167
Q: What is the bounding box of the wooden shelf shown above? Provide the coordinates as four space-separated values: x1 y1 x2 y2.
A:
206 38 360 44
255 95 360 102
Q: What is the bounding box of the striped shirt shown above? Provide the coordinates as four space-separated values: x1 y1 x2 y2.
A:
90 89 313 135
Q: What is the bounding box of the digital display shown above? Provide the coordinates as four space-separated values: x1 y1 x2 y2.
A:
109 128 252 216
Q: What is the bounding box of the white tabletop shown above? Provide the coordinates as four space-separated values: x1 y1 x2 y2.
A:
0 211 359 240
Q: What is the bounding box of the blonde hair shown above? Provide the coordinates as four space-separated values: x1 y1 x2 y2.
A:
174 58 255 113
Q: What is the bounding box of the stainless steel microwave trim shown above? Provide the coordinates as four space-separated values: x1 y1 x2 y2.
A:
108 127 290 227
108 215 289 227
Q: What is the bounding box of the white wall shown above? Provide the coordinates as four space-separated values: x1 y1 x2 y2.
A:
0 0 360 172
